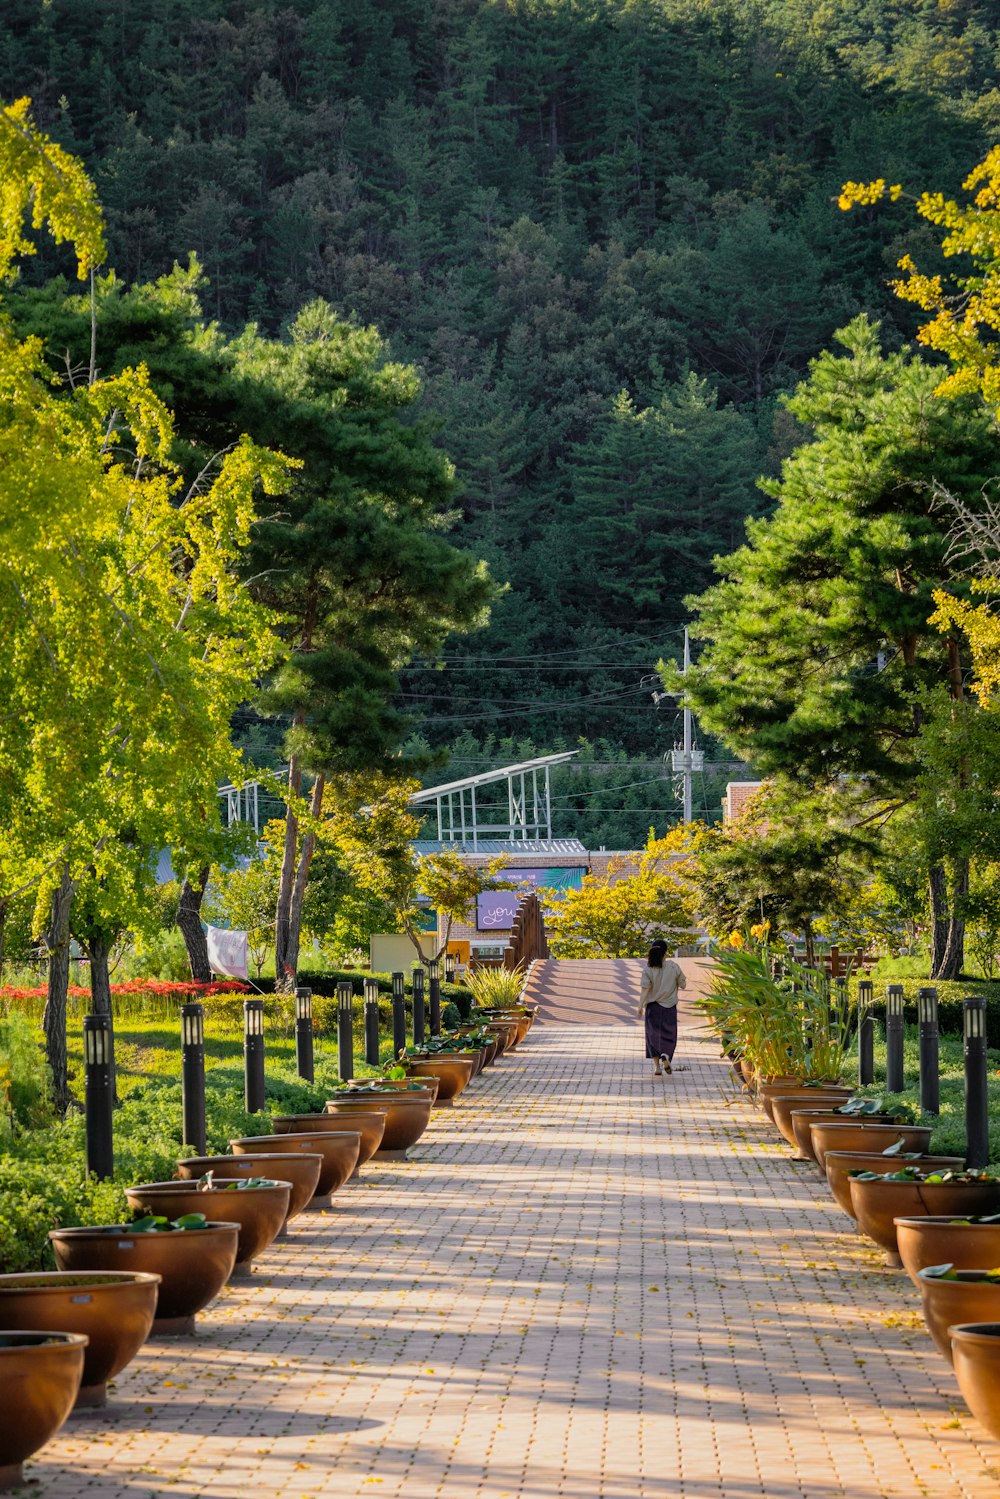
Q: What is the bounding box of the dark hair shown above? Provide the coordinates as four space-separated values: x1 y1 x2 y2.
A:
647 940 667 968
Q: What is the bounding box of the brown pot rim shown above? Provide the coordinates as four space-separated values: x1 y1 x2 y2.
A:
230 1131 361 1144
948 1322 1000 1343
0 1271 162 1289
48 1222 241 1240
0 1331 89 1350
895 1215 1000 1228
126 1179 292 1193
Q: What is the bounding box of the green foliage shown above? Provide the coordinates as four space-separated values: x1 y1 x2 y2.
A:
5 1 996 751
703 945 858 1080
206 857 280 978
0 1011 49 1130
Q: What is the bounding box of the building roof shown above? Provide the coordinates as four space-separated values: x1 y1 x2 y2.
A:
411 838 588 856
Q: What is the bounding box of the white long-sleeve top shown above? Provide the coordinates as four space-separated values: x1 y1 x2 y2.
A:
639 960 685 1011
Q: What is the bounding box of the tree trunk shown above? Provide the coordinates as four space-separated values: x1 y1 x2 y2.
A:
929 858 967 980
275 744 303 990
284 772 325 985
177 867 211 981
42 867 76 1114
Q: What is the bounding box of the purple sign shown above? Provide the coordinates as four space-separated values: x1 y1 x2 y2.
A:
477 891 520 931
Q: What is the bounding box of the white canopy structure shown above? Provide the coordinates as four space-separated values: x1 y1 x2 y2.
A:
407 751 579 850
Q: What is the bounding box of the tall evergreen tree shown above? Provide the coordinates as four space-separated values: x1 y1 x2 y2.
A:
680 316 1000 978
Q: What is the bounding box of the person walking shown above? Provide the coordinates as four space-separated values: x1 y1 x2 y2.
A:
639 939 686 1077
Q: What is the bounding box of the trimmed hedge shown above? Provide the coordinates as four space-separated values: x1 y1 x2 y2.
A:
847 975 1000 1050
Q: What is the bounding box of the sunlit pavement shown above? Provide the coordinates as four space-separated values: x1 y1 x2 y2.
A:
30 1006 1000 1498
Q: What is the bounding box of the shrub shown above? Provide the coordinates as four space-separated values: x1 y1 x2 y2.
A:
0 1011 50 1130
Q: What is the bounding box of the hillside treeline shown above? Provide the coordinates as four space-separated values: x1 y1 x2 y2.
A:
4 0 998 765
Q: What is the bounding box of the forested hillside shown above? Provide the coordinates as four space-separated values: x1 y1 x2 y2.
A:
4 0 999 793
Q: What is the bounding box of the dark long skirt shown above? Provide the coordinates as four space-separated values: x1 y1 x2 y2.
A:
644 1002 678 1060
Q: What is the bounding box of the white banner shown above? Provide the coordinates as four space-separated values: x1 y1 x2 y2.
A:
206 925 249 981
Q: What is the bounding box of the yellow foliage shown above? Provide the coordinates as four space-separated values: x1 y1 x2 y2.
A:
840 146 1000 417
931 586 1000 706
0 97 105 278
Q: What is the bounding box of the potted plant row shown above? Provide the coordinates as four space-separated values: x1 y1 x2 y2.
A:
0 989 539 1485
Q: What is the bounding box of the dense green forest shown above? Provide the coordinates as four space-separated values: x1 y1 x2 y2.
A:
4 0 1000 836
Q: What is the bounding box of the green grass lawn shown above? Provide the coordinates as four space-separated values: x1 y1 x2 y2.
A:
834 1025 1000 1163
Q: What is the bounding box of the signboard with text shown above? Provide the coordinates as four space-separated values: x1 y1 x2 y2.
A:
476 867 585 932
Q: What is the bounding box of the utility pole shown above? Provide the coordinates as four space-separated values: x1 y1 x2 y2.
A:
671 628 703 824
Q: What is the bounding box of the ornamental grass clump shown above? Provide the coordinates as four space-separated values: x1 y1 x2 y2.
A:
701 946 857 1081
462 965 525 1008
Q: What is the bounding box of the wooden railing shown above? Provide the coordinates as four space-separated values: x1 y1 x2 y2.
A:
504 891 549 971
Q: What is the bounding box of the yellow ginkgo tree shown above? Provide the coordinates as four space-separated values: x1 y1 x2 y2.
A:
0 100 290 1104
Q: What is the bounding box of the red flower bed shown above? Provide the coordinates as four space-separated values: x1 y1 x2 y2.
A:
0 980 250 1003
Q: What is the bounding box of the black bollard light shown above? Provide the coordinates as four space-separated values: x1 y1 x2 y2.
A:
964 997 990 1170
244 998 266 1113
885 984 905 1094
412 965 426 1046
391 971 407 1059
917 986 940 1116
444 951 457 985
180 1003 206 1155
857 979 875 1086
83 1013 114 1180
295 987 314 1084
336 981 354 1082
429 958 441 1036
363 977 380 1066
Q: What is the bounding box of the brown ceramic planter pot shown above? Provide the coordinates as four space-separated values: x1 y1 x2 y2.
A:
331 1092 434 1152
770 1089 854 1145
279 1107 386 1167
230 1132 360 1198
809 1120 932 1170
429 1048 483 1077
825 1153 964 1219
0 1272 159 1409
896 1216 1000 1287
917 1271 1000 1361
484 1022 516 1057
177 1153 322 1221
49 1223 239 1335
125 1182 290 1275
405 1056 474 1101
949 1325 1000 1439
790 1108 850 1161
757 1078 815 1121
850 1178 1000 1265
0 1331 87 1490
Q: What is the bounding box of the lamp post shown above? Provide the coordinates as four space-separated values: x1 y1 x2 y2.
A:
391 972 407 1059
363 977 380 1066
180 1003 206 1155
412 965 425 1046
964 997 990 1170
444 951 457 985
336 981 354 1082
429 958 441 1036
886 984 905 1094
83 1014 114 1180
244 999 265 1113
857 979 874 1086
917 986 940 1116
295 987 314 1083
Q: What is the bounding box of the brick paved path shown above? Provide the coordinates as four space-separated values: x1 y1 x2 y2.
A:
31 1013 1000 1499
